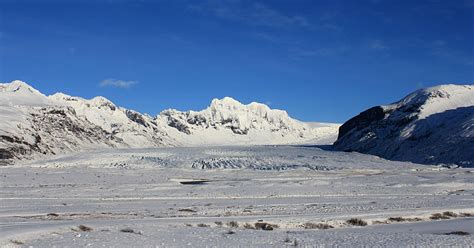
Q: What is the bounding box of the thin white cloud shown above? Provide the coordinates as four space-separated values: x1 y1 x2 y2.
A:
290 46 350 58
369 39 389 50
189 1 310 28
100 79 138 88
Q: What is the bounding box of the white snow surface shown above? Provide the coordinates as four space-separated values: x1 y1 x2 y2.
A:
0 80 339 162
396 84 474 120
1 146 473 247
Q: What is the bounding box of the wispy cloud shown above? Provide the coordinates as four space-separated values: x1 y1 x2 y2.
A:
369 39 389 51
290 46 350 58
428 40 473 66
99 79 138 88
189 1 310 28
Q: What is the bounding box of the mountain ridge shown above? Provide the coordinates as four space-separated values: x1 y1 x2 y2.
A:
0 80 339 164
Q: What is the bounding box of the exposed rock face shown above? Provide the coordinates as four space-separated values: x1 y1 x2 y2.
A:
337 106 386 140
334 84 474 167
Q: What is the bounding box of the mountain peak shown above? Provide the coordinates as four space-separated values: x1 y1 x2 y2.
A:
210 97 243 109
0 80 49 106
208 97 286 116
394 84 474 120
1 80 39 94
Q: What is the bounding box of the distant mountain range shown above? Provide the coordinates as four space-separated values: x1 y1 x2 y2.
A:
0 80 338 164
334 84 474 167
1 80 472 167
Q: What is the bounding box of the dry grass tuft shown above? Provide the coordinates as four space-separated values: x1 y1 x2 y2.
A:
120 227 142 235
430 213 450 220
346 218 367 226
78 225 93 232
10 240 24 245
388 217 405 222
443 211 458 218
303 222 334 229
243 223 255 229
254 222 278 231
227 221 239 228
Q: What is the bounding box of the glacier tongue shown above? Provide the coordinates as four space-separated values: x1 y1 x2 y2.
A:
0 80 339 163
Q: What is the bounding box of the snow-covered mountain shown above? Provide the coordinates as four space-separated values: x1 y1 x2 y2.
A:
0 80 338 163
158 97 338 146
334 84 474 167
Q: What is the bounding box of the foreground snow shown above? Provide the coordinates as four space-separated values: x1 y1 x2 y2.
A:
1 146 472 247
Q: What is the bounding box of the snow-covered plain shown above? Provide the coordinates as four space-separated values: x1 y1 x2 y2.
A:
1 146 473 247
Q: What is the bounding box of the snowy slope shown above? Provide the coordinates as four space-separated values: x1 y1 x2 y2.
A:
0 80 338 163
334 84 474 167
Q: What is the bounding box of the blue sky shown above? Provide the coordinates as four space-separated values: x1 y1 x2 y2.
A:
0 0 473 122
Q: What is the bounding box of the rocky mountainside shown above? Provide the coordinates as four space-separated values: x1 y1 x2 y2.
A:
0 80 338 164
334 84 474 167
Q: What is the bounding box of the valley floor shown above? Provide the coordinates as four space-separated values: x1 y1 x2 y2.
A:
0 146 473 247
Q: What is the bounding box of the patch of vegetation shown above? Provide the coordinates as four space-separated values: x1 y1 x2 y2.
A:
47 213 59 217
197 223 210 227
303 222 334 229
254 222 278 231
460 212 473 217
430 213 450 220
227 221 239 228
214 221 223 226
442 211 458 218
10 240 24 245
243 223 255 229
388 217 405 222
120 227 142 235
346 218 367 226
78 225 93 232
